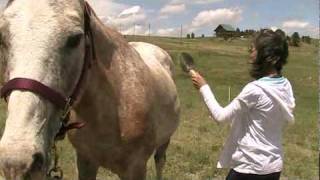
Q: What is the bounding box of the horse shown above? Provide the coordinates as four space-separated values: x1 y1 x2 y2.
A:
0 0 180 179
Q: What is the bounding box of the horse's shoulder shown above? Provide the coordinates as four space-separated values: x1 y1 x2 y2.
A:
117 80 153 141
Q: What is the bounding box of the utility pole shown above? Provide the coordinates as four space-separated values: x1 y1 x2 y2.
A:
228 86 231 102
148 23 151 38
133 23 136 40
180 24 183 44
134 23 136 36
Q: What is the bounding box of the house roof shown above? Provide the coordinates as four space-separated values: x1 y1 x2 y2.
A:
215 24 235 32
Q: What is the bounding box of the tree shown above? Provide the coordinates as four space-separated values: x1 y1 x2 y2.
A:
201 34 205 38
275 29 286 38
286 36 291 45
291 32 300 46
187 34 191 39
302 36 312 44
305 36 311 44
191 32 195 39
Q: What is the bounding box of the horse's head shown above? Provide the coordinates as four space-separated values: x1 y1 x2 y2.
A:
0 0 90 179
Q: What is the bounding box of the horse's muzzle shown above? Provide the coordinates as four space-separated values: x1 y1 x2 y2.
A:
0 149 46 180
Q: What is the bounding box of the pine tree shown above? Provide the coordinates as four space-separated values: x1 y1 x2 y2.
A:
191 32 195 39
291 32 300 47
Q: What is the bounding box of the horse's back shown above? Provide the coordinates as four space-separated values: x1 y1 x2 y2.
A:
129 42 179 145
129 42 175 78
129 41 178 113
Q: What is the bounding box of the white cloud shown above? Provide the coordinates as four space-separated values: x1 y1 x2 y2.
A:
122 25 150 35
157 7 242 36
191 8 242 28
86 0 128 17
114 6 146 25
171 0 223 4
105 5 148 35
270 26 278 31
84 1 151 36
157 27 180 37
160 3 186 16
192 0 224 4
118 6 141 17
86 1 154 36
158 0 222 19
281 20 319 38
282 20 310 29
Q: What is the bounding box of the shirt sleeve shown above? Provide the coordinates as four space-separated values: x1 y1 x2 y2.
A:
236 83 260 109
199 84 246 124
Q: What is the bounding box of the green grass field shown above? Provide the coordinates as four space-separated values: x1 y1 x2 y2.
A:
0 36 318 179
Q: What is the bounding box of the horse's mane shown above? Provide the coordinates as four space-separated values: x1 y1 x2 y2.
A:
85 2 130 49
0 19 9 84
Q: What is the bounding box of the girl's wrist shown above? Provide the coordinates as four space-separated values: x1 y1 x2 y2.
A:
199 84 209 92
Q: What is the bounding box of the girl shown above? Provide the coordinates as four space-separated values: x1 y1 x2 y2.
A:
191 29 295 180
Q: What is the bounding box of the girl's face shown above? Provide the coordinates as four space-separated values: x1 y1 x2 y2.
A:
248 44 257 63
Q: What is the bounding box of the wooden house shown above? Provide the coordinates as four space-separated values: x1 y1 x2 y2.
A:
214 24 236 39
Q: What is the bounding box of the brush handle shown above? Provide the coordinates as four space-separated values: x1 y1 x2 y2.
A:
189 69 197 76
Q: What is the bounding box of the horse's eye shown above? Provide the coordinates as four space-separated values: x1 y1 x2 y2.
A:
0 32 5 48
0 32 3 43
66 33 83 48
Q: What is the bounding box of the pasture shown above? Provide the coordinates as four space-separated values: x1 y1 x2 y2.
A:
0 36 318 179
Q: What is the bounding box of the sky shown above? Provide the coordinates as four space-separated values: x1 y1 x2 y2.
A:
0 0 319 38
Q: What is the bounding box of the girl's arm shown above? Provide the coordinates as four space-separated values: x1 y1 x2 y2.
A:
192 71 248 124
200 84 243 123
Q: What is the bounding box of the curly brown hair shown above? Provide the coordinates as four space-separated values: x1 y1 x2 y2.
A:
250 29 289 79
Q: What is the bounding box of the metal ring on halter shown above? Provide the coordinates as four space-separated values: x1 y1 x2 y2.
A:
48 167 63 179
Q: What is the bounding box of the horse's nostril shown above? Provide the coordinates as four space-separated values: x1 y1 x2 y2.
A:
30 152 45 172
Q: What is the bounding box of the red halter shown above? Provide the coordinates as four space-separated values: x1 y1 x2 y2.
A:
0 2 96 139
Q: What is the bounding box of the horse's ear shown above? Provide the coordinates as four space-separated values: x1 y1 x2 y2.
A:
84 1 97 18
6 0 14 7
83 1 98 27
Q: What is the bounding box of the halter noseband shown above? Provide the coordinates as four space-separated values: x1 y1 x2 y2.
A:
0 2 96 137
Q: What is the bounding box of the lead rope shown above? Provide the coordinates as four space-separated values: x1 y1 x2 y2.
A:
48 143 63 180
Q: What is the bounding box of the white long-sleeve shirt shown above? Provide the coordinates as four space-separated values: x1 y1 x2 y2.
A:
199 77 295 174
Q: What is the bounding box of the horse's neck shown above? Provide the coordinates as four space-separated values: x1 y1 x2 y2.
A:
83 15 149 103
80 16 152 140
90 16 146 82
90 16 134 66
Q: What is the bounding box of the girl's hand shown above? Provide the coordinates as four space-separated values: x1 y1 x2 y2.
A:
191 70 207 89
